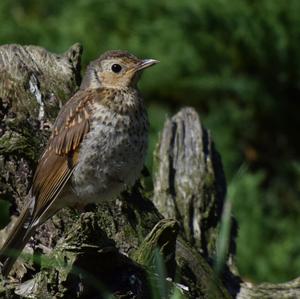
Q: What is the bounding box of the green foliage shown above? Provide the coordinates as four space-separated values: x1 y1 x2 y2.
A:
230 169 300 282
147 249 188 299
215 199 233 275
147 104 170 170
0 0 300 283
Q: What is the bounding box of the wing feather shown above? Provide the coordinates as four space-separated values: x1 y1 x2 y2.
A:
30 89 97 223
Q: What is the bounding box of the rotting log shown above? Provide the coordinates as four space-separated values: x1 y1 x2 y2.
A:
0 43 299 299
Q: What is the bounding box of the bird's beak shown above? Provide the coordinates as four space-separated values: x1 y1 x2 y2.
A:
137 59 159 71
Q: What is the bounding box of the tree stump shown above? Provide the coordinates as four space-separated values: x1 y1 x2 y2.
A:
0 43 299 299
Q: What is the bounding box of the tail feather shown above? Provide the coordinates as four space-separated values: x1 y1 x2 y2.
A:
0 203 35 277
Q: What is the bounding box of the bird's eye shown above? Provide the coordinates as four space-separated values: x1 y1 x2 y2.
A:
111 64 122 73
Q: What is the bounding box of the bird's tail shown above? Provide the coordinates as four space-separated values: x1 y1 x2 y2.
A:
0 201 35 277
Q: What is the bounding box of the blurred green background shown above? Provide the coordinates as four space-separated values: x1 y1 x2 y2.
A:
1 0 299 284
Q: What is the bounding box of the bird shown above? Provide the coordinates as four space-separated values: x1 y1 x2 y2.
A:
0 50 159 277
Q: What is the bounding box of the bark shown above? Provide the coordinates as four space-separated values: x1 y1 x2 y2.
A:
152 107 236 260
237 278 300 299
0 42 82 213
0 43 299 299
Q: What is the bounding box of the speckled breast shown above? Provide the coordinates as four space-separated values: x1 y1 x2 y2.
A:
72 90 148 203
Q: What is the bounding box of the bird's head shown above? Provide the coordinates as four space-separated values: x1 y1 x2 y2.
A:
80 50 159 89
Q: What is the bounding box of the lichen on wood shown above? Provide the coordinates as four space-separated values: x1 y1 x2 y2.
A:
0 43 299 299
152 108 236 260
0 43 82 215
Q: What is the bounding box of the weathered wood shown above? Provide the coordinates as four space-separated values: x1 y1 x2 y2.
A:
237 278 300 299
0 43 84 284
0 42 82 214
153 107 236 260
0 189 231 298
0 43 299 299
0 44 231 299
134 218 179 273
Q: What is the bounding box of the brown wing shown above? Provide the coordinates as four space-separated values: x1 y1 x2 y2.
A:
30 89 96 223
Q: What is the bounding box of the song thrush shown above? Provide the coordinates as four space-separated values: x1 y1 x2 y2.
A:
0 50 158 276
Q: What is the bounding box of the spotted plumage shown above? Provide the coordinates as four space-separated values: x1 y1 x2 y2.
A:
0 50 158 276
